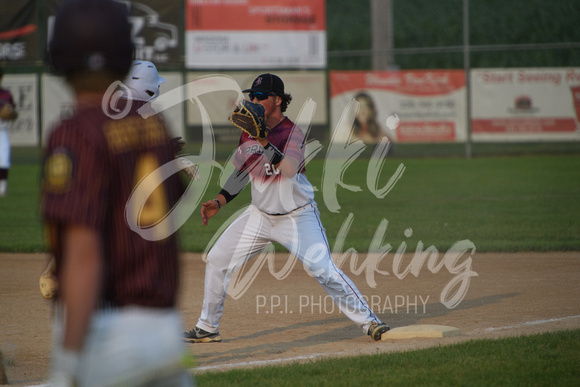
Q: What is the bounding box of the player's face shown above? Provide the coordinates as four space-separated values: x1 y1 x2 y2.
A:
251 93 281 118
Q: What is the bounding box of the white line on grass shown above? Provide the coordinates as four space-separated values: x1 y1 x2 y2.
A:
483 315 580 332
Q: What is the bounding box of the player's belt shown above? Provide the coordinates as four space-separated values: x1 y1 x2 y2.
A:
265 202 312 216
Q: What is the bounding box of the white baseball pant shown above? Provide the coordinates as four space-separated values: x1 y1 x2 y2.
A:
50 305 192 387
197 203 380 335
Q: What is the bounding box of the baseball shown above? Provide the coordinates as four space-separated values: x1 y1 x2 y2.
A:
386 114 400 130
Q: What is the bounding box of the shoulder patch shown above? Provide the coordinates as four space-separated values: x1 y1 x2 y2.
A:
44 148 73 193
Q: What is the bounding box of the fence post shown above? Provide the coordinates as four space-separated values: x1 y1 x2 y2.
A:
463 0 472 159
371 0 394 70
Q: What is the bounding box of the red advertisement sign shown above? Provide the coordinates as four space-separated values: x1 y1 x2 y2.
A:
187 0 325 31
330 70 466 143
186 0 326 69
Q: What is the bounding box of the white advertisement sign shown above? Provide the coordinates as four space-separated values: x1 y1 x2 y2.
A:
186 71 327 125
3 74 38 146
186 71 327 142
186 0 326 69
330 70 467 143
42 73 185 144
471 68 580 141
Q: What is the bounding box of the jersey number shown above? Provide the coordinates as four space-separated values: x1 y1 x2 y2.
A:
128 153 169 238
264 163 280 176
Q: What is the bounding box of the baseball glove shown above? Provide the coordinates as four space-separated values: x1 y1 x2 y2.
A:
177 156 200 181
171 136 186 155
39 257 58 299
171 137 201 181
0 103 17 121
229 100 269 139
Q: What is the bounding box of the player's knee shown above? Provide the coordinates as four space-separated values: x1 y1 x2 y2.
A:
302 243 331 273
313 272 329 285
314 272 344 289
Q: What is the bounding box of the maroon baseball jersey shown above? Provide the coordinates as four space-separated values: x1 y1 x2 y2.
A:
0 88 15 108
234 117 306 177
42 103 182 308
233 117 315 214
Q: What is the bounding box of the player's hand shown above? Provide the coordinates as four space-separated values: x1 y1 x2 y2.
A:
200 199 220 226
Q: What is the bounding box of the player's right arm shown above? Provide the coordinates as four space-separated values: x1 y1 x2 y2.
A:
61 225 103 351
200 168 249 225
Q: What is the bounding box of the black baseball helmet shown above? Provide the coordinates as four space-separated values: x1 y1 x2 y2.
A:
48 0 134 79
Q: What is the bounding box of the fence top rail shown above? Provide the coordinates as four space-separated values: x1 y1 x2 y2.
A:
328 42 580 57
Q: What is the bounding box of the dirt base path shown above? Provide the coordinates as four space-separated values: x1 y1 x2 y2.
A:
1 252 579 385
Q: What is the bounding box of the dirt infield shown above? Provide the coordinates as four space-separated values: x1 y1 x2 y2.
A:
1 252 579 385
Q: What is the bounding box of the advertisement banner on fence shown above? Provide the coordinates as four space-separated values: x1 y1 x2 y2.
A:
42 73 184 144
185 0 326 69
3 74 38 146
186 71 327 142
46 0 183 66
471 68 580 141
0 1 38 66
330 70 467 143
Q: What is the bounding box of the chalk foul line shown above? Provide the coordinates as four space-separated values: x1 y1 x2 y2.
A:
483 315 580 332
27 315 580 385
195 315 580 373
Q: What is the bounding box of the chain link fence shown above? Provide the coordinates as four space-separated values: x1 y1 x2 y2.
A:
328 0 580 71
327 0 580 157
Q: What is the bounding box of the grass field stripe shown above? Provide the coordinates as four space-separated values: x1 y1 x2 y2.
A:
483 315 580 332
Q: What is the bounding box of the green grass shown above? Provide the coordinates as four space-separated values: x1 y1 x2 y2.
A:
178 154 580 253
194 329 580 386
0 164 44 252
1 152 579 253
2 154 577 385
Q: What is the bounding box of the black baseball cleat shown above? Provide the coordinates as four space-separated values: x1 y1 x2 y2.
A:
184 326 222 343
368 321 390 341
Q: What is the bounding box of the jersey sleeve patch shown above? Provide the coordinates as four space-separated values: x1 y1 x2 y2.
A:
44 148 74 193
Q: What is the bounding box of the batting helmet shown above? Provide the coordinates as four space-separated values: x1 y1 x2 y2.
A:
48 0 134 79
123 60 166 102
